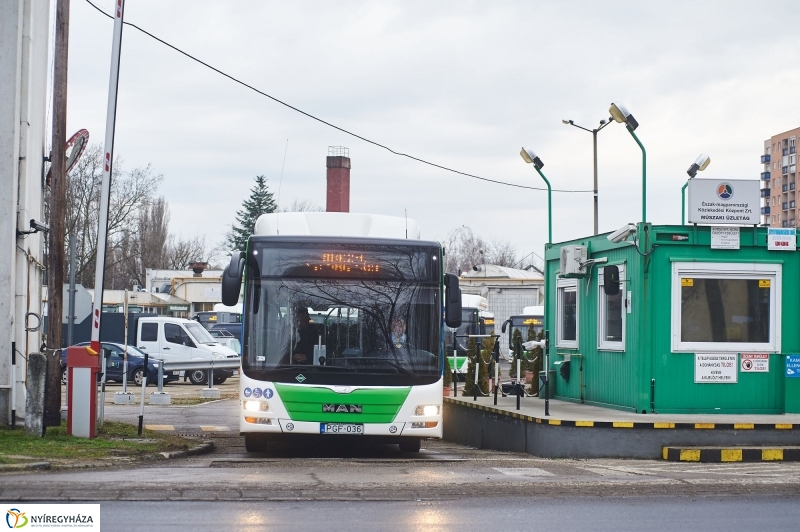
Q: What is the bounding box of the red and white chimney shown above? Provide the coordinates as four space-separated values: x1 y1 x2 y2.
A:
326 146 350 212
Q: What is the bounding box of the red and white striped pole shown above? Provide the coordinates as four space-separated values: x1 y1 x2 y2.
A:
89 0 125 356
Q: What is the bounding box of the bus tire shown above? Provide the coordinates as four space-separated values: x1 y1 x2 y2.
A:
245 433 269 453
399 439 421 453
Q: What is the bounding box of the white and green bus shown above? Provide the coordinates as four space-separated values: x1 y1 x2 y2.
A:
221 212 462 453
445 294 493 379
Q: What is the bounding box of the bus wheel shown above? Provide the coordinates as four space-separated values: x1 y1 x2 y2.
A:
399 439 421 453
245 433 269 453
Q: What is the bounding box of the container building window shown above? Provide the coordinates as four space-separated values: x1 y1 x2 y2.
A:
598 265 625 351
671 262 781 353
556 278 579 348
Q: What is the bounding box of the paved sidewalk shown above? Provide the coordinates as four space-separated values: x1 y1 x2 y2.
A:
448 393 800 425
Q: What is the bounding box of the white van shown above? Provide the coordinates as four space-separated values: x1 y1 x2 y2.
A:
136 317 240 385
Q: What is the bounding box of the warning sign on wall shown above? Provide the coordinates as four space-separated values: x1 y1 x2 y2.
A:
740 353 769 373
695 354 738 383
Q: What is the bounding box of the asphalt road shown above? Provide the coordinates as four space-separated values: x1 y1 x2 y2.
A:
99 496 800 532
8 376 799 530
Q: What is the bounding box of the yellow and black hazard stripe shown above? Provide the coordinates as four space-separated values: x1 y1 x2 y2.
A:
662 446 800 462
443 398 799 431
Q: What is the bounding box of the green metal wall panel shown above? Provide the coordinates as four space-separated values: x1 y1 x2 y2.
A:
545 225 798 414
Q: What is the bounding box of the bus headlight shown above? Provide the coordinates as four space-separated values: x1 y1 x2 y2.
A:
244 400 269 412
414 405 440 416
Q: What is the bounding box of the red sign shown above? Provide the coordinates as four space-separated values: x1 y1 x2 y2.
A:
741 353 769 373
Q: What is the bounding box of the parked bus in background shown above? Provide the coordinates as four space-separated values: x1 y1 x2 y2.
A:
501 305 544 353
195 304 242 330
220 212 462 453
195 303 243 346
445 294 494 380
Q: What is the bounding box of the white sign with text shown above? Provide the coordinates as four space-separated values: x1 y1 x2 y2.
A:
688 179 760 225
767 228 796 251
710 226 740 249
695 353 738 383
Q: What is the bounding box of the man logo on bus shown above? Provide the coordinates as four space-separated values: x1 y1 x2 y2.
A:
322 404 363 413
717 183 733 200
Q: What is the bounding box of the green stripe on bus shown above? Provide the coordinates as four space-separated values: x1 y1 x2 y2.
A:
275 384 412 423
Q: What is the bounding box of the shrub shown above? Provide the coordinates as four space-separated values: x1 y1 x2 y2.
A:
443 355 453 387
462 337 489 396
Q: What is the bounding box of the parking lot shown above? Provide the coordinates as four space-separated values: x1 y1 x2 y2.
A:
62 375 241 406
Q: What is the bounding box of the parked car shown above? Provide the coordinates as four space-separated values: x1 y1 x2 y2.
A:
61 343 178 387
208 328 241 355
209 323 242 343
135 317 240 385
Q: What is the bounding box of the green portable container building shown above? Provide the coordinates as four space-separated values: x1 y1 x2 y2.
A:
544 224 800 414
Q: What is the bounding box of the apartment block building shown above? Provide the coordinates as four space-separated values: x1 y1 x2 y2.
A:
761 127 800 227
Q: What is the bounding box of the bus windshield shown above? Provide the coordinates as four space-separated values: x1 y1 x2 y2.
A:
242 241 442 386
508 315 544 349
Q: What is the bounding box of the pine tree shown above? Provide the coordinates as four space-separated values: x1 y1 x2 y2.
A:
227 175 277 251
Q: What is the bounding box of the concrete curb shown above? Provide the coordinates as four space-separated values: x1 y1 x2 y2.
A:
160 440 215 459
0 462 51 472
444 398 799 430
662 446 800 462
444 400 800 459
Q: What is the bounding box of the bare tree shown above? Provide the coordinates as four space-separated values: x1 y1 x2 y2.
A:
136 197 170 280
166 234 212 270
485 238 517 268
442 226 517 274
108 196 170 288
58 144 162 288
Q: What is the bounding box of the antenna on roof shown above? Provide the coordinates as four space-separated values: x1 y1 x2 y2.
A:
276 138 289 235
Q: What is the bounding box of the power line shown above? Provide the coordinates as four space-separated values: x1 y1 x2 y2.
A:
84 0 593 194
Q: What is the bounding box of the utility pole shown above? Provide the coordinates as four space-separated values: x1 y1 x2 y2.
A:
45 0 70 428
562 118 611 235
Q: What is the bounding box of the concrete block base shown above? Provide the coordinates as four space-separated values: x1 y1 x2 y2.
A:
148 393 172 405
113 392 137 405
200 388 221 399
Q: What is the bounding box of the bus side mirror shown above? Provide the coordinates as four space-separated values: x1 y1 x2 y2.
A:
444 273 462 328
221 251 245 306
501 318 511 334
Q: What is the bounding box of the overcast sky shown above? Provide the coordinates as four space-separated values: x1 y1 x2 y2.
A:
63 0 800 263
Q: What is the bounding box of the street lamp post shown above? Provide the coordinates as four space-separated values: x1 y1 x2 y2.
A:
608 102 646 225
562 118 611 235
519 147 552 244
519 147 552 416
682 154 711 224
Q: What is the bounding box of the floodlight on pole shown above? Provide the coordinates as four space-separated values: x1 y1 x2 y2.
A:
608 101 646 226
686 154 711 178
520 147 551 244
609 102 639 131
562 117 612 235
682 154 711 224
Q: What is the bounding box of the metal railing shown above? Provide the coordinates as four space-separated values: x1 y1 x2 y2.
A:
155 359 241 392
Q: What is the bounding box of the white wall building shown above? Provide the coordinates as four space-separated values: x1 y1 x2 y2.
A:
0 0 51 425
146 269 224 314
459 264 544 338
